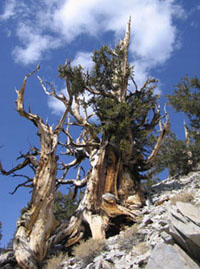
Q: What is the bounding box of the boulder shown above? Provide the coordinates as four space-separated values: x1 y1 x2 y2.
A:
146 243 199 269
169 202 200 262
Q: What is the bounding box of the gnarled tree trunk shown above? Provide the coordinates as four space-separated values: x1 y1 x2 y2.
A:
5 66 67 269
74 144 142 240
50 136 169 248
13 131 58 268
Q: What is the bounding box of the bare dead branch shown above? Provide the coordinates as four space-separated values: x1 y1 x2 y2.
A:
143 103 161 133
146 115 170 167
37 77 65 103
59 159 81 180
67 140 99 149
62 125 99 149
54 109 68 135
10 180 33 195
121 16 131 100
140 78 158 93
85 85 117 100
130 75 138 92
37 76 69 135
39 79 97 141
56 169 91 187
16 65 40 124
0 159 32 176
17 150 39 165
85 86 100 95
12 173 33 180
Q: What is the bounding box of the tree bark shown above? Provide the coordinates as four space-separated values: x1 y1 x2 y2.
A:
50 143 144 248
13 131 59 269
11 67 67 269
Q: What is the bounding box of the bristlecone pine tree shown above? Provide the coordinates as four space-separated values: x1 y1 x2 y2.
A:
167 75 200 129
152 131 191 177
166 75 200 173
0 19 169 269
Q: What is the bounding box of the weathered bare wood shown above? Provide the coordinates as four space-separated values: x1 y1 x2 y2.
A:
0 158 31 175
9 67 69 269
57 168 90 187
184 121 193 165
146 116 170 166
55 144 144 245
121 16 131 100
101 193 138 220
83 211 108 240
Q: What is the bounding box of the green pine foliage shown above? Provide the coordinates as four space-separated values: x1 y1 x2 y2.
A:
167 75 200 129
154 131 200 177
58 63 86 96
58 44 161 168
58 47 200 180
153 132 189 177
165 75 200 175
91 81 159 152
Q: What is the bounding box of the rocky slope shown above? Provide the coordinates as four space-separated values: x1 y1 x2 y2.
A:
1 171 200 268
60 171 200 269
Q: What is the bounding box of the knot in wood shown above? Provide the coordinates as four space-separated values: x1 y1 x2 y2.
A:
102 193 117 204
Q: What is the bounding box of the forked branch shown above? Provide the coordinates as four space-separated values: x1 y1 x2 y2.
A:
9 175 33 195
16 65 40 125
0 154 38 176
57 168 90 198
146 112 170 166
0 159 34 194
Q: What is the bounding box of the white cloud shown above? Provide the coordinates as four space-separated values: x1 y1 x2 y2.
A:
50 0 183 66
12 23 61 65
48 88 66 115
132 61 149 89
3 0 184 67
52 0 100 41
47 85 96 121
1 0 186 113
71 52 93 71
46 0 185 114
132 5 175 64
0 0 16 20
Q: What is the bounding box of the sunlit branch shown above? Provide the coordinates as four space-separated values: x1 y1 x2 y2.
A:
121 17 131 100
145 114 170 167
57 168 90 187
38 76 68 104
85 85 117 100
62 125 99 149
143 104 161 132
130 75 138 92
58 153 86 180
16 65 40 125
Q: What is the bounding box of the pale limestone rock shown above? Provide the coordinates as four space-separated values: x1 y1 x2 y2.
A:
146 243 199 269
160 231 174 244
169 202 200 262
176 202 200 226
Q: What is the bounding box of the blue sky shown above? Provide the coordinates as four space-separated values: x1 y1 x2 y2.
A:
0 0 199 247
